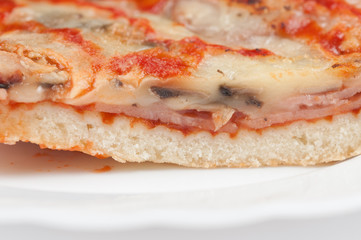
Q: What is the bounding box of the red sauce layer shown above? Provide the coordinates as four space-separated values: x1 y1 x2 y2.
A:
111 49 190 79
306 0 361 19
93 165 112 173
176 37 274 58
49 28 102 56
111 36 273 80
69 103 361 137
135 0 168 13
7 101 361 138
279 0 361 55
280 17 348 55
238 48 274 57
0 0 17 20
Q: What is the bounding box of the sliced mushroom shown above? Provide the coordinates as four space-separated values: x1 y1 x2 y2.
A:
0 84 10 89
0 71 24 90
219 85 257 97
219 85 263 108
150 86 182 99
111 78 124 88
245 96 263 108
219 85 233 97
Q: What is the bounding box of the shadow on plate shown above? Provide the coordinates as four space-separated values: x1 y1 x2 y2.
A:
0 141 342 176
0 142 188 175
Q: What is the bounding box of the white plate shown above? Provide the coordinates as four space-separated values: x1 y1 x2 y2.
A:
0 142 361 231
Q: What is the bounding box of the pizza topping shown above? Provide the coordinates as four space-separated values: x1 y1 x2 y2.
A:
1 0 361 135
150 86 182 99
110 78 123 88
0 0 17 20
110 49 190 80
0 51 24 88
245 96 263 108
135 0 167 13
0 70 22 87
0 88 8 100
0 41 70 89
212 108 236 131
50 28 102 57
218 85 264 109
219 86 234 97
0 84 9 89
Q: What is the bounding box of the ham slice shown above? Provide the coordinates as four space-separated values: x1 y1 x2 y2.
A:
92 84 361 133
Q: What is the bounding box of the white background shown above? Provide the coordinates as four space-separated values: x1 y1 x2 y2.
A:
1 142 361 239
2 211 361 240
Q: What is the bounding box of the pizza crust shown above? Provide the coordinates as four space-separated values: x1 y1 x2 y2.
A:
1 102 360 168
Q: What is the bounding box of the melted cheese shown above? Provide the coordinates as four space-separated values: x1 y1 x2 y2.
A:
0 0 361 126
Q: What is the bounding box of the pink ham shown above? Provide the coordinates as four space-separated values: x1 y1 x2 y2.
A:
94 84 361 134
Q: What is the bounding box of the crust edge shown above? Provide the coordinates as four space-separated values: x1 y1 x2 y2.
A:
1 102 360 168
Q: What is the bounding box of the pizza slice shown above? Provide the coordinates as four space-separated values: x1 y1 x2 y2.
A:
1 0 361 167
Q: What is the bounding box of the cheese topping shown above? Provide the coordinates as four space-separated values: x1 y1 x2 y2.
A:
1 0 361 133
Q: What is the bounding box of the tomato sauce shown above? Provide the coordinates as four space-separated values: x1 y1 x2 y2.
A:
134 0 168 13
93 165 112 173
0 0 17 20
179 37 273 58
49 28 101 56
176 37 207 64
280 17 347 55
320 29 345 55
110 49 190 79
279 0 361 55
100 112 116 125
110 36 273 80
129 18 156 35
238 48 274 57
308 0 361 19
6 100 361 139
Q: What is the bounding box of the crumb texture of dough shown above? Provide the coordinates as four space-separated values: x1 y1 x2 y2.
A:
1 102 360 168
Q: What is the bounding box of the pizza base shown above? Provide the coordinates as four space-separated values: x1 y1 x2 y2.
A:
0 102 360 168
